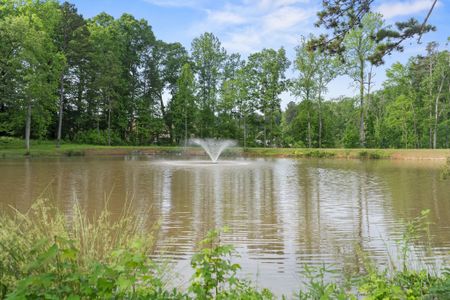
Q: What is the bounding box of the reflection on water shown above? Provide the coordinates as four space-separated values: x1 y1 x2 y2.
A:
0 156 449 295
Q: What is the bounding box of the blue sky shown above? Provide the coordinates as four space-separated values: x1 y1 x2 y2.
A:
68 0 449 107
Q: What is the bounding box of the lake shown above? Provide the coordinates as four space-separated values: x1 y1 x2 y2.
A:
0 156 449 296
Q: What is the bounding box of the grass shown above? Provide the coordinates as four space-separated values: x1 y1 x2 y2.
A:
0 198 158 298
1 136 450 160
1 199 449 299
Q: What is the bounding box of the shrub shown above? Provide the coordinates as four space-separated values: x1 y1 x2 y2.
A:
73 129 123 145
304 150 336 158
189 227 273 300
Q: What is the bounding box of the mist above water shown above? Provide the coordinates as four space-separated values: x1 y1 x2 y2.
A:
189 138 237 163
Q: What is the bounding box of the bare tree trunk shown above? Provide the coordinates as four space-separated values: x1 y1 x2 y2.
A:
411 103 419 148
433 75 446 149
25 102 32 154
307 109 311 148
243 115 247 149
429 57 433 148
57 74 64 148
359 58 365 148
318 89 322 148
184 96 187 148
447 84 450 148
263 108 267 148
107 96 111 146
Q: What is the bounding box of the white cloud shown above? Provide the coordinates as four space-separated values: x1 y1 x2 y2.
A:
263 6 312 32
142 0 204 8
377 0 438 19
207 10 248 26
189 0 317 54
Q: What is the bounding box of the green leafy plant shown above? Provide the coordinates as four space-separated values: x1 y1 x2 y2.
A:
189 227 273 300
297 264 355 300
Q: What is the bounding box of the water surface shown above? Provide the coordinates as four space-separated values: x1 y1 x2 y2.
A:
0 156 449 296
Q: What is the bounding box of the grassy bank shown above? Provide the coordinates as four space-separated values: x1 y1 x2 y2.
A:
1 137 450 160
1 200 449 299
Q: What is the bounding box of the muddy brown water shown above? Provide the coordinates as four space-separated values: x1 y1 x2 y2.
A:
0 156 449 296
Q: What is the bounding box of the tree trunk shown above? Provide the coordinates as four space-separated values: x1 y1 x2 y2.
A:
429 57 433 148
447 84 450 148
359 58 365 148
184 96 188 148
263 107 267 148
411 102 419 148
243 114 247 149
318 89 322 148
307 109 311 148
56 74 64 148
433 75 446 149
107 96 111 146
25 102 32 154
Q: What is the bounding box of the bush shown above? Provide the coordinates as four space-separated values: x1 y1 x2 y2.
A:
73 129 123 145
359 150 381 159
304 150 336 158
189 228 273 300
0 136 22 148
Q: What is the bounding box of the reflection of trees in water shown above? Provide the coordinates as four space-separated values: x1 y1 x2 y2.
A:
379 162 450 246
2 158 449 281
291 161 392 273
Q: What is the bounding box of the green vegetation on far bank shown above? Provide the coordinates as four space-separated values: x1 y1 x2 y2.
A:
2 137 450 161
1 1 449 154
1 199 449 299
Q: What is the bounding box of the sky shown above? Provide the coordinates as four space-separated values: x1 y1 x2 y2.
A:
66 0 449 108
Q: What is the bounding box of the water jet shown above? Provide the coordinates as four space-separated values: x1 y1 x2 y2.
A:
190 138 236 163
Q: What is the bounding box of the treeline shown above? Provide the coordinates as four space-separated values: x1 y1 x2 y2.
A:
0 1 449 150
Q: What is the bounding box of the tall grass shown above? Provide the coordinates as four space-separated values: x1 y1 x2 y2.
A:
0 198 157 298
1 200 449 299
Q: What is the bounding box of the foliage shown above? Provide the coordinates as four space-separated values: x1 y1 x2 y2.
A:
1 203 449 299
440 158 450 180
297 264 354 300
189 227 273 300
359 269 438 300
0 198 157 297
73 129 123 145
308 0 435 65
0 0 449 151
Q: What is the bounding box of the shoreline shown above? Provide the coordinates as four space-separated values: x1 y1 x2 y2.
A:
1 141 450 160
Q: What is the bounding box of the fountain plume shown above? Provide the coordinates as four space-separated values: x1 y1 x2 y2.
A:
190 138 236 163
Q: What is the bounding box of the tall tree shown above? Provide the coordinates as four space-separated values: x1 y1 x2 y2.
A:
0 0 63 152
191 32 226 138
87 13 122 145
146 41 188 142
247 48 290 147
343 13 382 147
170 63 196 145
55 1 89 147
292 37 319 148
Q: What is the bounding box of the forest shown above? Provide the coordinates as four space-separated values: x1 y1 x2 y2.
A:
0 0 449 151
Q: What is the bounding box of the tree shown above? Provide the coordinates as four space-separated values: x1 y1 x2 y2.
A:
170 63 196 145
247 48 290 147
0 0 63 152
55 1 90 147
292 37 319 148
146 41 189 143
343 12 383 147
87 13 122 145
191 33 226 138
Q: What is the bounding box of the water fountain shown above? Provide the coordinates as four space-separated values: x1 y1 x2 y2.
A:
152 138 247 167
190 138 236 163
